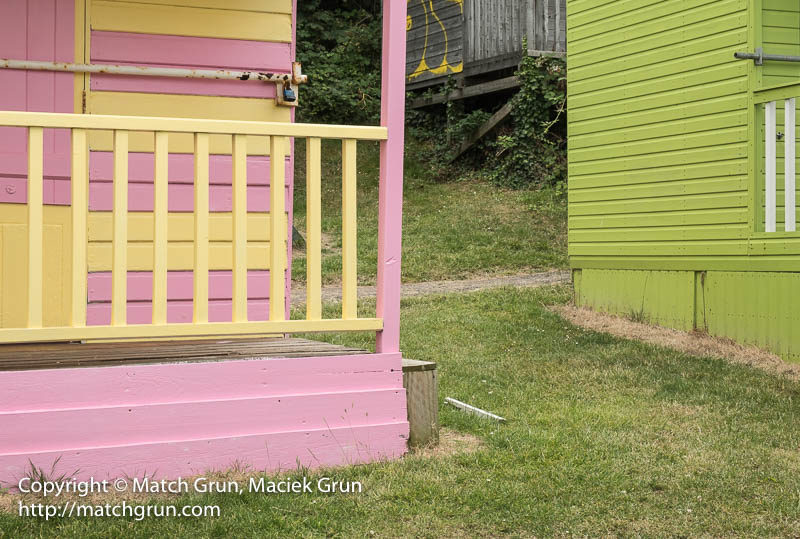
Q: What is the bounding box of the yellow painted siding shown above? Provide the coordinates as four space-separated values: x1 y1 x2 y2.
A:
86 92 288 154
91 0 292 42
567 0 755 270
0 205 72 328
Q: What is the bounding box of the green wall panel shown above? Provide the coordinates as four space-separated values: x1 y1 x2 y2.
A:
574 269 800 363
575 269 696 331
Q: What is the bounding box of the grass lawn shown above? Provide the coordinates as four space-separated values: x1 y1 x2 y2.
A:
290 138 567 285
4 286 799 536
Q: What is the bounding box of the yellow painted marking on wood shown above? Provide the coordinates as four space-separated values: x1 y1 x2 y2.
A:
71 129 88 327
232 134 248 322
0 318 384 344
193 133 210 323
91 1 292 42
98 0 292 14
306 137 322 321
0 111 387 140
152 131 169 324
341 139 358 320
269 136 286 321
112 130 129 326
27 127 44 328
88 242 271 272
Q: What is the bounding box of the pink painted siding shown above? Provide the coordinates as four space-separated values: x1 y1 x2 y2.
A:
90 31 291 98
86 271 274 325
87 152 291 212
0 353 408 481
0 0 74 204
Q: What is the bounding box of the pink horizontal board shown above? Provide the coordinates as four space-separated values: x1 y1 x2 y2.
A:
0 352 407 483
86 299 270 325
1 389 405 453
0 353 403 411
88 271 270 302
90 152 275 185
88 152 292 211
0 422 408 483
90 31 291 98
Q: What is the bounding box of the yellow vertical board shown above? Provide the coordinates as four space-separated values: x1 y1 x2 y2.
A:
71 129 88 327
193 133 210 323
0 206 72 329
112 130 128 326
269 136 286 321
306 138 322 320
232 134 248 322
152 131 169 324
341 139 358 320
27 127 44 328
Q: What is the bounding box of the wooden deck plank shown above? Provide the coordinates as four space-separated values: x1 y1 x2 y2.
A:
0 337 366 371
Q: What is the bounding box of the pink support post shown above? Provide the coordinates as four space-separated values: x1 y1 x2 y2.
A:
376 0 407 354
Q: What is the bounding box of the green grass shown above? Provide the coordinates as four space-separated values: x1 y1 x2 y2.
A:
4 286 800 537
291 138 567 285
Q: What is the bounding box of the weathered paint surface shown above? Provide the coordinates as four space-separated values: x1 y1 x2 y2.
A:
567 1 800 362
0 353 408 481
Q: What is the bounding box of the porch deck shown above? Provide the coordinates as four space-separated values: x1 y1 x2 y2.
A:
0 337 367 371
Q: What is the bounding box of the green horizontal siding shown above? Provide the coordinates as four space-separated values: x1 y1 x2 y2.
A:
567 0 754 271
761 0 800 87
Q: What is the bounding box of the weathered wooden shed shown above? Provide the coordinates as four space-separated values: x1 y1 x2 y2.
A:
406 0 566 90
0 0 410 482
567 0 800 362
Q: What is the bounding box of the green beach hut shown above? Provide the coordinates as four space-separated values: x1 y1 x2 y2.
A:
567 0 800 361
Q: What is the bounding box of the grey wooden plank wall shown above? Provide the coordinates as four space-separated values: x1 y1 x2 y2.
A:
407 0 566 89
406 0 465 88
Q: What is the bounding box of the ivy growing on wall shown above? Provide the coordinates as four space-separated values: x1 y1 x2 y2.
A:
486 55 567 188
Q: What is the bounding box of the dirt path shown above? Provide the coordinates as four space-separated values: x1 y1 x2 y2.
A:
290 270 570 305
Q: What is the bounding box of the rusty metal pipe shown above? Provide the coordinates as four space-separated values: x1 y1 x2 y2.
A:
0 59 308 85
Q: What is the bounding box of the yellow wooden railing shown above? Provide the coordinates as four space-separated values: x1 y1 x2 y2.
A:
0 111 387 343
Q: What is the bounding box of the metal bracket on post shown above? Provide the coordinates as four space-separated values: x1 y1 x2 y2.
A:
275 62 308 108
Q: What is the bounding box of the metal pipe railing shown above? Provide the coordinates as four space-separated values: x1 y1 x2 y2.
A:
734 48 800 66
0 58 307 84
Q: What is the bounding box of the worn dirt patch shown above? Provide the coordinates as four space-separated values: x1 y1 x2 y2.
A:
410 428 484 459
552 305 800 382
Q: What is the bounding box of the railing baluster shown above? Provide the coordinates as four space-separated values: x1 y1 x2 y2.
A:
341 139 358 319
71 129 88 327
766 100 777 233
786 98 796 232
27 127 44 328
232 134 248 322
194 133 210 323
270 136 286 321
112 130 129 326
306 137 322 321
153 131 169 324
